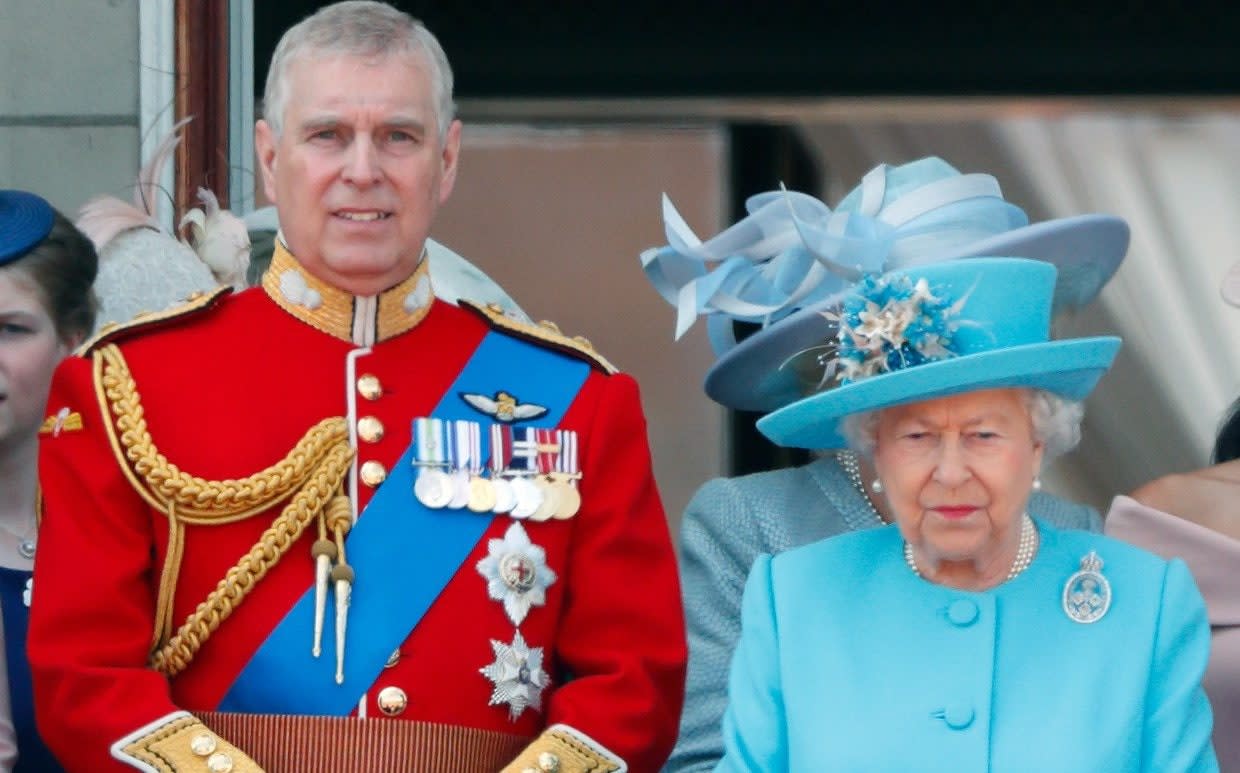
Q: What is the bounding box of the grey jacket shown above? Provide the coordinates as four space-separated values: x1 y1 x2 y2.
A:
665 453 1103 772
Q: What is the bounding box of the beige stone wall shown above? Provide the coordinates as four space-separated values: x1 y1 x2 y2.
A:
0 0 142 214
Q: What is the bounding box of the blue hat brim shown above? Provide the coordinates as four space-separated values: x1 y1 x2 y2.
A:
756 336 1121 450
706 214 1128 413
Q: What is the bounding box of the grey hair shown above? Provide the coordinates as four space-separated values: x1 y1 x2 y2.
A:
840 388 1084 466
262 1 456 140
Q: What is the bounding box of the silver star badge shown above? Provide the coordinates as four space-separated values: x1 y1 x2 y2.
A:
479 631 549 721
476 522 557 625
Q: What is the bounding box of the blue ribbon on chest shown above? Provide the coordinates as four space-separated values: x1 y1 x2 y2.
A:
218 331 590 715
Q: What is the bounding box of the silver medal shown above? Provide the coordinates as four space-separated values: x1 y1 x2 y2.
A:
1062 550 1111 624
509 477 542 520
447 469 472 509
491 478 517 514
414 469 453 509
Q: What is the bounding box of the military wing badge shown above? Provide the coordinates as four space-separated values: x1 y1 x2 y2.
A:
460 391 548 423
39 407 82 436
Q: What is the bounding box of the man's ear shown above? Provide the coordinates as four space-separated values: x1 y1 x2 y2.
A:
255 119 279 204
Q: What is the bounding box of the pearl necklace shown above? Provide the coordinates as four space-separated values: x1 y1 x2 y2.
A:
904 513 1038 583
837 450 884 526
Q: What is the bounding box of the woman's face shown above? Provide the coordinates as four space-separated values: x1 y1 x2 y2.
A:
0 269 71 450
872 388 1044 576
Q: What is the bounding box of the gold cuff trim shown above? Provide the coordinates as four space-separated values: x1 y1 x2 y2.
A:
461 300 618 375
502 727 624 773
118 715 263 773
260 240 432 343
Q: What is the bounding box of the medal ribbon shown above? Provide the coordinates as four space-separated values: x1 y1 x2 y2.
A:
535 428 558 475
490 424 509 476
218 332 591 716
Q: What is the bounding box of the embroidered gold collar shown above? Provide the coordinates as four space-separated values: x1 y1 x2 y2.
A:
261 240 433 345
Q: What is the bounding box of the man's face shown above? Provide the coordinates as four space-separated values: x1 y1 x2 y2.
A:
255 52 461 296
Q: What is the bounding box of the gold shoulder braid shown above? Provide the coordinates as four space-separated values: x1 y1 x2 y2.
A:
93 344 354 676
460 300 618 375
78 286 232 355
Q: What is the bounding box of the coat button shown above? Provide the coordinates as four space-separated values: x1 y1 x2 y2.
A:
206 752 235 773
942 704 975 730
357 416 385 444
537 752 561 771
947 599 979 627
190 732 217 756
357 374 383 401
360 460 387 487
384 648 401 669
377 685 408 716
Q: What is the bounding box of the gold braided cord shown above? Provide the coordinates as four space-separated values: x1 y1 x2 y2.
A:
95 344 349 524
150 444 354 677
88 344 357 674
152 501 185 650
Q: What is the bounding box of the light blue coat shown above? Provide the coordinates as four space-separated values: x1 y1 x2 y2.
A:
669 455 1101 772
718 521 1217 772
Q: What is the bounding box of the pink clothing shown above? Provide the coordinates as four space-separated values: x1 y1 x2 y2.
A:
1107 495 1240 771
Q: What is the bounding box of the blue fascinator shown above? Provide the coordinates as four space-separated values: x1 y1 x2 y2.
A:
640 157 1128 412
0 190 55 265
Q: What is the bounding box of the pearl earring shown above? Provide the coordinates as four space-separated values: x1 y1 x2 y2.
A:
1032 476 1042 492
870 478 884 494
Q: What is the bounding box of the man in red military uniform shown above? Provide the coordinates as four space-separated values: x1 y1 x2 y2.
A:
29 2 686 771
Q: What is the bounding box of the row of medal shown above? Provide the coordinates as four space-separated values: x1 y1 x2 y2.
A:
411 418 581 521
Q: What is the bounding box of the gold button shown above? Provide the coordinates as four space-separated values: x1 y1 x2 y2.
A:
376 685 408 716
190 732 217 757
538 752 561 771
360 460 387 487
357 416 385 443
357 374 383 401
384 648 401 669
206 752 234 773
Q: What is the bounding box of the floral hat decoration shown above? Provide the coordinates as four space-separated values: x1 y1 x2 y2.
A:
756 257 1122 450
640 157 1128 413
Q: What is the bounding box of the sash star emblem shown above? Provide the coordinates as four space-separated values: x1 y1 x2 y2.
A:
476 522 557 625
480 631 549 721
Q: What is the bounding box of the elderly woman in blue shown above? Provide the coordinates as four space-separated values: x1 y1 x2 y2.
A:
718 257 1217 772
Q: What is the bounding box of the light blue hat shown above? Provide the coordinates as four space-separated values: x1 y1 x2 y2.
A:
640 157 1128 413
756 258 1121 450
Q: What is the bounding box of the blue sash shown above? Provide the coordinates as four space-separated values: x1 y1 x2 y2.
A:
218 332 590 715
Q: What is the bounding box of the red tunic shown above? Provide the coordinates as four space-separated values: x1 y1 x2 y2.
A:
31 253 686 772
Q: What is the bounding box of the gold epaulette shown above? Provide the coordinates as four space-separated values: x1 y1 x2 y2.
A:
460 300 618 375
78 286 232 354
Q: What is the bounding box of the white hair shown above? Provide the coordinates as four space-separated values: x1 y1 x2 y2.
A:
840 388 1084 465
262 1 456 140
